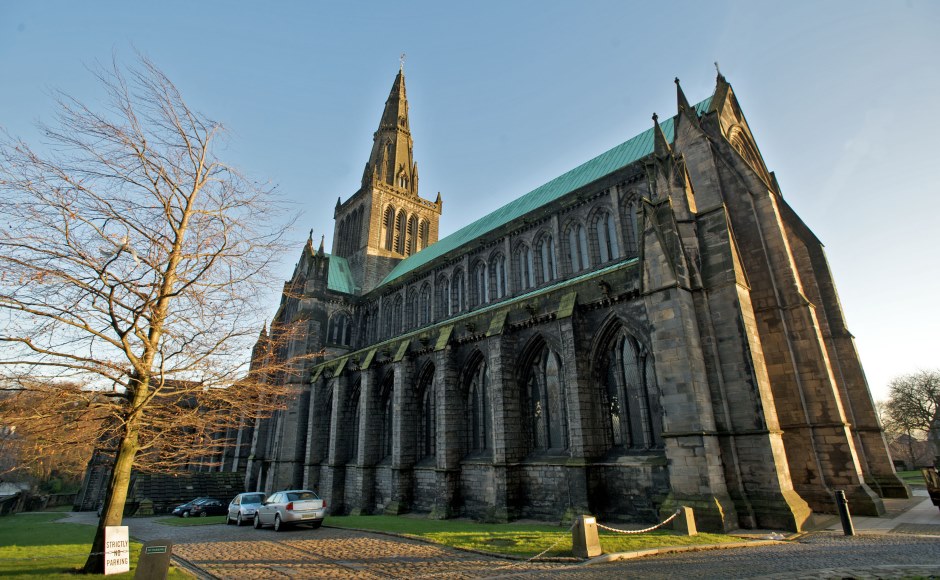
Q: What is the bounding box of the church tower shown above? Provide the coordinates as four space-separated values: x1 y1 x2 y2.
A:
332 66 442 293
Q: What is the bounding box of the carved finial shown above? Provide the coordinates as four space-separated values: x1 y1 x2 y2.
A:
675 77 680 85
308 229 313 242
652 112 659 123
400 52 406 72
714 61 721 76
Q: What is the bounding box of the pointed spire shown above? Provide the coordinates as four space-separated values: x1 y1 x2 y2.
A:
675 77 700 129
318 235 325 256
435 192 442 205
365 68 416 193
307 229 314 247
652 112 672 158
259 321 268 338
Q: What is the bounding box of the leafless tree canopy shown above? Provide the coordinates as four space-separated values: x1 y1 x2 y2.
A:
883 370 940 438
0 56 307 571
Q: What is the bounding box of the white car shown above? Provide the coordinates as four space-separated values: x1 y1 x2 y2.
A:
253 489 326 531
227 492 266 526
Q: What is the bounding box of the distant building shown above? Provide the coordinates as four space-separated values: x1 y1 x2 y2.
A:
212 69 909 531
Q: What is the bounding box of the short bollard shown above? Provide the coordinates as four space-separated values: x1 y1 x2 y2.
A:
673 506 697 536
134 539 173 580
835 490 855 536
571 514 602 558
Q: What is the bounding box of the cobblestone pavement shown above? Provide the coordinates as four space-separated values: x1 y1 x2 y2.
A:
63 512 566 578
62 498 940 579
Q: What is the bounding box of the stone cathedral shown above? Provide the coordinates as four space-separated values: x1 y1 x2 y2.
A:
217 68 909 532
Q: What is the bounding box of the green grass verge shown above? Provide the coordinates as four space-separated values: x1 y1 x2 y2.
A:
896 470 928 487
0 513 191 579
154 515 227 526
325 515 740 558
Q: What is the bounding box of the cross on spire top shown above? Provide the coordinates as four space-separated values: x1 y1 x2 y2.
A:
400 52 406 72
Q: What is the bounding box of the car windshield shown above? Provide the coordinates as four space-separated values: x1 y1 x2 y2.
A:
243 494 265 504
287 491 318 501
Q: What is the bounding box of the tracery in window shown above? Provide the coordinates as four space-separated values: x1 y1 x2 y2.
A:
595 211 620 263
515 243 535 291
465 358 491 455
537 234 556 284
379 373 394 460
383 206 396 251
419 283 432 326
416 364 436 460
491 253 507 300
568 223 590 273
452 269 465 313
523 343 568 453
472 261 488 307
597 328 662 452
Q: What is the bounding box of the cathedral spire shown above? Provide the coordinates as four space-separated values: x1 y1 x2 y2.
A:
362 68 417 195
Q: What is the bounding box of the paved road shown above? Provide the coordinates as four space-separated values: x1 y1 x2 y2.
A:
62 495 940 579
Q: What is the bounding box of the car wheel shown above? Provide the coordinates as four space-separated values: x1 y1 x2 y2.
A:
183 511 190 518
253 514 262 529
309 521 322 529
226 515 233 525
273 514 283 532
236 513 244 526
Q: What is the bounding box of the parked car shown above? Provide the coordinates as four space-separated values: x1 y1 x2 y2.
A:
227 492 266 526
253 489 326 531
189 497 227 517
171 497 210 517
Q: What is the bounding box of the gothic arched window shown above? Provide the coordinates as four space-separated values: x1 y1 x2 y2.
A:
379 373 394 460
472 260 488 306
391 294 403 337
515 243 535 291
491 253 507 300
419 220 430 250
621 195 640 257
346 380 362 463
327 312 352 346
537 234 557 284
465 359 491 455
395 210 407 254
595 211 620 264
383 206 396 251
437 275 451 317
524 345 568 453
419 283 432 326
598 330 662 452
452 269 465 313
416 364 436 460
567 223 590 273
406 215 418 256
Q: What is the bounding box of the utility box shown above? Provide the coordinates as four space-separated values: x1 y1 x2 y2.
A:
571 514 602 558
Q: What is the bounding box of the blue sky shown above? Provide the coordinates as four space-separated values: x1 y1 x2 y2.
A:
1 1 937 402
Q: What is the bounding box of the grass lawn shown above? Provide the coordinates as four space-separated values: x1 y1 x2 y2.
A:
325 515 741 558
896 470 927 487
155 515 227 526
0 513 191 579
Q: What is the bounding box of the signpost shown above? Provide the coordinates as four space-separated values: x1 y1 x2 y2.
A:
104 526 130 575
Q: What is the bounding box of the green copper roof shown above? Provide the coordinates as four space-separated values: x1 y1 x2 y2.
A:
380 97 712 286
327 254 355 294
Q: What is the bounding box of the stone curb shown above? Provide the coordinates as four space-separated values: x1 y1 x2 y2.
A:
583 539 785 565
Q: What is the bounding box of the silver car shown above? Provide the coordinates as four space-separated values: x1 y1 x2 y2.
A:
253 489 326 531
227 492 266 526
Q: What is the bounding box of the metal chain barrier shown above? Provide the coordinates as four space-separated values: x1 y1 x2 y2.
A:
595 507 682 535
0 551 105 562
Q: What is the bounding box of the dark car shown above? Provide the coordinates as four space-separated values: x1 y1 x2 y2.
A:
189 497 227 517
171 497 210 517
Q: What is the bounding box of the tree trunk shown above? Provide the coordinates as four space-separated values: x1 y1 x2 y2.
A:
81 424 139 574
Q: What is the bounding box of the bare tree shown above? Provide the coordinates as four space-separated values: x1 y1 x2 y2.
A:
0 56 306 573
883 370 940 468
